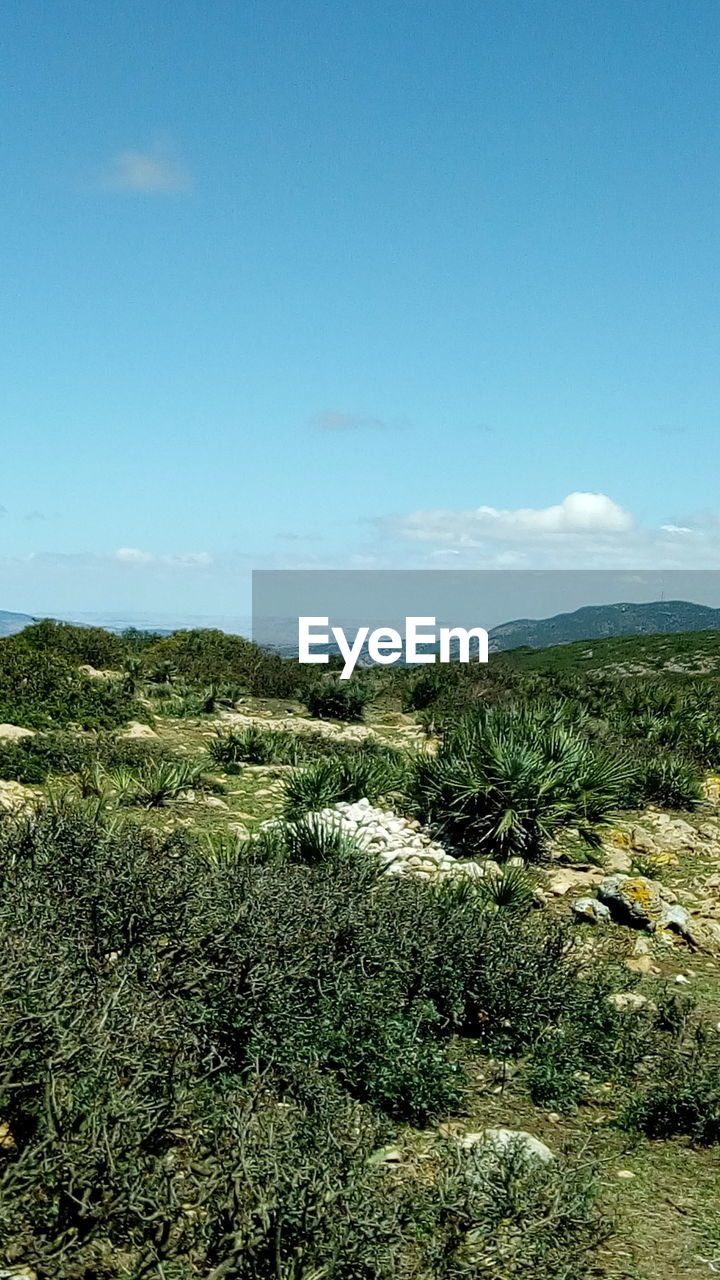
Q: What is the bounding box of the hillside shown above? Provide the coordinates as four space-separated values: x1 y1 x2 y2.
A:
0 608 35 636
499 625 720 676
489 599 720 651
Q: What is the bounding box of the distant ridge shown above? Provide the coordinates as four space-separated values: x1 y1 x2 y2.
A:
489 600 720 651
0 609 36 637
3 600 720 654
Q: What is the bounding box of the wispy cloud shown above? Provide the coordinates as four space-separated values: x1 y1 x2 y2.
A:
98 144 192 194
312 409 391 432
115 548 212 568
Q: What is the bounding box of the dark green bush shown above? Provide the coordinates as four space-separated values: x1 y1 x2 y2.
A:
140 628 301 698
0 640 138 730
430 1139 609 1280
0 804 623 1275
17 618 127 669
305 677 371 722
621 1025 720 1143
0 730 170 784
629 753 704 810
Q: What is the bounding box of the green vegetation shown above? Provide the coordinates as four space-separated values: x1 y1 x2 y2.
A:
0 729 171 783
2 619 720 1276
0 803 613 1277
304 674 372 721
284 745 407 817
411 705 631 861
0 637 137 729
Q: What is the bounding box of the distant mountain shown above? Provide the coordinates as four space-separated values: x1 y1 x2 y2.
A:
489 600 720 651
0 609 36 637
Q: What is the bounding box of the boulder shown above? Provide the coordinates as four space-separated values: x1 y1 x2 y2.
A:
597 875 668 928
0 781 36 814
548 867 603 897
607 992 654 1013
657 902 691 937
287 798 479 882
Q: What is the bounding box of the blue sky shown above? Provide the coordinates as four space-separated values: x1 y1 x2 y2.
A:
2 0 720 619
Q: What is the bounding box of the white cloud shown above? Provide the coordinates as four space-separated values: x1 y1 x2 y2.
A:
390 492 633 548
116 547 153 564
99 145 191 194
377 492 720 569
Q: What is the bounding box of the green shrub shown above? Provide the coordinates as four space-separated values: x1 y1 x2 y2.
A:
477 863 537 911
630 753 704 809
621 1025 720 1143
140 628 301 698
0 641 138 730
0 804 624 1274
430 1139 609 1280
412 706 631 862
0 730 169 784
111 758 216 807
305 677 371 722
208 723 296 765
284 748 406 818
17 618 126 669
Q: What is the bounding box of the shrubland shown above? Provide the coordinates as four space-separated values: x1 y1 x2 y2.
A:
1 620 720 1276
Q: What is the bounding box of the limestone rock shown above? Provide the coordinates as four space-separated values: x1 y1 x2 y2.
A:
572 896 611 924
608 992 654 1013
121 721 157 739
625 955 656 974
657 902 691 937
461 1128 554 1165
597 875 667 928
267 798 477 882
0 723 35 741
0 781 36 814
548 866 603 897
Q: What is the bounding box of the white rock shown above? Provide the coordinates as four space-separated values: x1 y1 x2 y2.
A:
121 721 158 739
0 724 35 741
607 992 652 1012
461 1128 554 1165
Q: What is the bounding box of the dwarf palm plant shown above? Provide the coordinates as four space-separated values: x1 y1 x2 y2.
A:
284 748 407 819
413 707 631 862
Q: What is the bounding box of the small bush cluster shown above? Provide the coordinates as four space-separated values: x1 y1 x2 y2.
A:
304 676 372 721
0 641 138 730
621 1022 720 1144
284 746 408 817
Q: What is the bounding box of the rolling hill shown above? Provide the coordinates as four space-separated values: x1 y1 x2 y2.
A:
488 599 720 651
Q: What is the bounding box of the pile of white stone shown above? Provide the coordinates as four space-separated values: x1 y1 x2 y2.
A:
310 797 495 880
